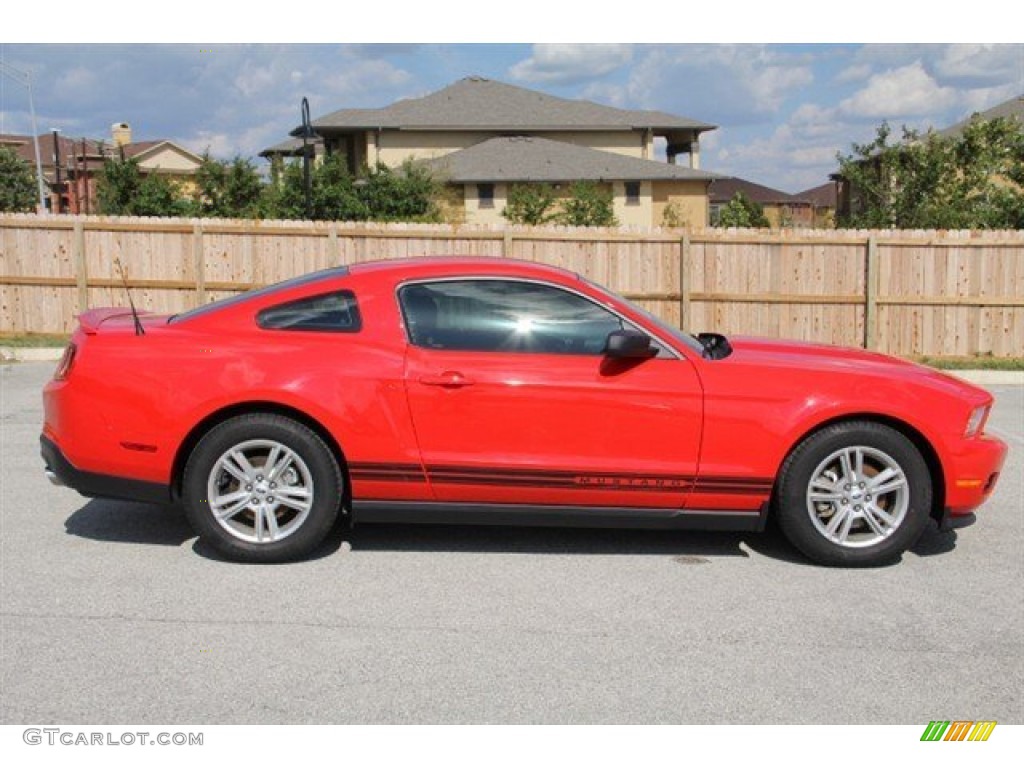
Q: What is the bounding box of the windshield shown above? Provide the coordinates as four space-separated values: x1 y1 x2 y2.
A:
169 266 349 324
579 275 707 356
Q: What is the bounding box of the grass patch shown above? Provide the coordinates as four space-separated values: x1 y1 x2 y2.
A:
913 356 1024 371
0 333 71 348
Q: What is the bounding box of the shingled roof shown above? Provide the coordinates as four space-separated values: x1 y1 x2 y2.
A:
302 76 716 134
423 135 720 183
938 94 1024 139
709 177 805 206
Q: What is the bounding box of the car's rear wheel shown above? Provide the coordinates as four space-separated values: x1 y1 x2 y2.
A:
182 414 341 562
775 421 932 567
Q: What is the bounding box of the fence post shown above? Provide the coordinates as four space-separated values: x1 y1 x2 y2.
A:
503 229 513 258
329 224 340 263
73 220 87 312
864 235 878 350
679 232 691 329
192 223 205 306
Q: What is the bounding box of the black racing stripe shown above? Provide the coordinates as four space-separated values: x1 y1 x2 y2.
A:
349 462 427 483
348 462 772 493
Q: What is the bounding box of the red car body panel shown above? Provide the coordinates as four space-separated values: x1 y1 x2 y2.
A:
42 257 1006 529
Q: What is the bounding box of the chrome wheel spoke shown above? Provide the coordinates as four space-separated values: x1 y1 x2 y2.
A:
259 506 280 542
825 507 849 537
212 491 252 521
862 504 893 538
870 472 907 496
809 491 842 505
267 448 296 482
839 450 855 481
220 453 251 484
275 485 312 512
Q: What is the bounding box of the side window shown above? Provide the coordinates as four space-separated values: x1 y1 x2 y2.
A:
257 290 361 332
399 280 630 355
477 183 495 208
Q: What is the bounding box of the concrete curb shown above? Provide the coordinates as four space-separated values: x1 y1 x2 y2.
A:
2 346 1022 385
0 347 65 363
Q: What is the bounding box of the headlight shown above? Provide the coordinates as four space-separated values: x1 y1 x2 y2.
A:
965 404 989 438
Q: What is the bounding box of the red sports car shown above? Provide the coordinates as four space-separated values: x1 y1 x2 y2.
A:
41 257 1006 566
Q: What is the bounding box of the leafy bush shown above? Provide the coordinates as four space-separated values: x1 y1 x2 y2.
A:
558 181 616 226
0 147 37 212
714 191 770 228
503 183 557 225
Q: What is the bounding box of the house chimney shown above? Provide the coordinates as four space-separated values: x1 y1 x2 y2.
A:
111 122 132 147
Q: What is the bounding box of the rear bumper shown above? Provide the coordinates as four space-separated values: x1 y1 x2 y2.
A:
40 434 171 505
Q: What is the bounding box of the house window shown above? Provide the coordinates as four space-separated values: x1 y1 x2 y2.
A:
625 181 641 205
477 183 495 208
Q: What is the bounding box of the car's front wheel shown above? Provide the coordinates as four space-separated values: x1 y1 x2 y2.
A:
182 414 342 562
775 421 932 567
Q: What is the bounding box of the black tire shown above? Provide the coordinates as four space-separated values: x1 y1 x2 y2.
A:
182 413 342 563
775 421 932 567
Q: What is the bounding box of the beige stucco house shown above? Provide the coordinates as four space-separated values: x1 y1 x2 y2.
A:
265 77 721 226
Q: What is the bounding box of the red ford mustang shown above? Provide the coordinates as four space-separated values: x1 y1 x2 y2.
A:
41 257 1006 566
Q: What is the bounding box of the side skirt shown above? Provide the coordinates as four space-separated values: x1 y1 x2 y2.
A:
351 501 768 532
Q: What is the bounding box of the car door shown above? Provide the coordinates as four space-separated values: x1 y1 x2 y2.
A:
399 278 703 509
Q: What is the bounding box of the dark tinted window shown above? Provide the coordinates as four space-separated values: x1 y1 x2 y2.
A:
399 280 626 355
171 266 349 324
257 290 361 332
477 183 495 208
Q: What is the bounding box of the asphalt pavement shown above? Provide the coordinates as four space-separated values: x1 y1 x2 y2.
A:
1 361 1021 724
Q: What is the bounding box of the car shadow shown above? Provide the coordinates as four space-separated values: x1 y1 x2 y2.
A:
910 525 959 557
65 499 194 547
64 500 957 565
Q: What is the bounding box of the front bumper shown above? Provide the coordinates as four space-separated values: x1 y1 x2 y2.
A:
40 435 171 505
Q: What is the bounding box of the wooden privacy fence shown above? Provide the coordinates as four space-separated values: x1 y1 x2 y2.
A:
2 214 1023 357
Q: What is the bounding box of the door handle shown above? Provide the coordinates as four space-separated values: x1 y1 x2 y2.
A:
418 371 475 388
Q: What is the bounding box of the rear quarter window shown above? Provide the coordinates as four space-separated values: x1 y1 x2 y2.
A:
256 290 362 332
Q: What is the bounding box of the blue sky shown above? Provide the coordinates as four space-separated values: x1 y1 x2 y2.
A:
2 37 1021 194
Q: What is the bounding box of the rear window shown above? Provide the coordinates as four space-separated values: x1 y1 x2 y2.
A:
257 290 361 332
169 266 349 324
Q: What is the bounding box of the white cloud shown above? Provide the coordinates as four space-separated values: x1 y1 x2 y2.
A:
509 44 633 85
933 43 1021 87
839 61 958 118
610 45 815 125
836 62 871 84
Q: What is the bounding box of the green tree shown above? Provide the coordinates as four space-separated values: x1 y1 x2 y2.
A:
97 157 189 216
266 155 442 222
836 117 1024 229
503 183 557 225
0 147 37 212
558 181 617 226
193 154 265 218
714 191 770 227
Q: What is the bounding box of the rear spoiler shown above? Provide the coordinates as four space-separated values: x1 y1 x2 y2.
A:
78 307 152 335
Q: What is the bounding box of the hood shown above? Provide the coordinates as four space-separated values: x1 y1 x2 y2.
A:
726 336 990 401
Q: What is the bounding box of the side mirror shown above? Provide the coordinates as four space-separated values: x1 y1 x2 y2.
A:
603 329 656 359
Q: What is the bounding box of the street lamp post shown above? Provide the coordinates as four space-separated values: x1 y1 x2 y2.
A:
0 61 47 212
51 128 62 214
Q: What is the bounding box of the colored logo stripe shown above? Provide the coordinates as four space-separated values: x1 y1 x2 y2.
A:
920 720 996 742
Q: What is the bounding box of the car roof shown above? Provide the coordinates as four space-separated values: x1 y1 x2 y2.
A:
350 256 578 281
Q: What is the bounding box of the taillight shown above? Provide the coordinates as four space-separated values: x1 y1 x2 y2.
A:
54 343 77 381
